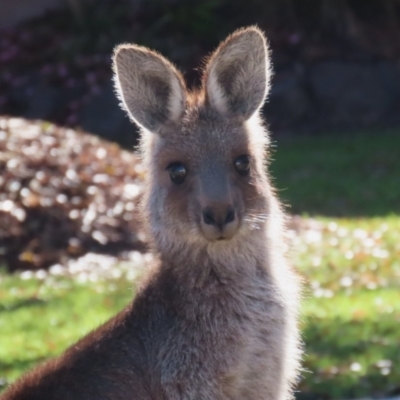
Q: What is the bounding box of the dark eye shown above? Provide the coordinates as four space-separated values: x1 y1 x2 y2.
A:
167 162 187 184
234 155 250 176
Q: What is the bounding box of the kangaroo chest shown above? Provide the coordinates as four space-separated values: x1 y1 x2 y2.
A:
156 271 285 398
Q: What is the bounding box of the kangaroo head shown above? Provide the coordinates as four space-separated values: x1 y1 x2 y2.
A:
113 27 273 259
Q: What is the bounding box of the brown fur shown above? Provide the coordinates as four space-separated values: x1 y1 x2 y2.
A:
1 27 302 400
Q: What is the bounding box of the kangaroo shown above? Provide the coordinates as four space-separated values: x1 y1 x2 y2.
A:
1 27 302 400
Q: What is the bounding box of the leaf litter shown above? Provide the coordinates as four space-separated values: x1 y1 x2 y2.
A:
0 116 147 272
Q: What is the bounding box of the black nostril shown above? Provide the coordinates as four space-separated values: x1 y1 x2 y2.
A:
203 208 216 226
202 206 235 228
225 209 235 224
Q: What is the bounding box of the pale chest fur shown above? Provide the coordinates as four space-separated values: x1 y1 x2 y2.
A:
157 265 287 399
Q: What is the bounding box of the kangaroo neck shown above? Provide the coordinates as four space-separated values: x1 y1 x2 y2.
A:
156 243 266 292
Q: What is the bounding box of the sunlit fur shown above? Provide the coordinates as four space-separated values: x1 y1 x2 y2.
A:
116 26 302 399
1 27 302 400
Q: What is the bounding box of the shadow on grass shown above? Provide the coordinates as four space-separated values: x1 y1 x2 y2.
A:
0 298 46 313
0 357 48 391
0 358 47 373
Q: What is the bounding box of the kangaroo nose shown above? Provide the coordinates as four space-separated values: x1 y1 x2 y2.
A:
202 205 235 229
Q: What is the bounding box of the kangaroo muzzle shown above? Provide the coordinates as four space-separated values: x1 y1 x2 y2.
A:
198 168 240 241
201 202 238 241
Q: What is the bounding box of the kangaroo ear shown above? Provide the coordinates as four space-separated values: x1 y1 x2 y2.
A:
113 45 186 132
203 27 271 120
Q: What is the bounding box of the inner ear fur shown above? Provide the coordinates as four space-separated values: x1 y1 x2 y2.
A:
113 45 187 132
202 26 271 120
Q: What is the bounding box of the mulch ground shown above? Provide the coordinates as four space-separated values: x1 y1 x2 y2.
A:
0 116 146 272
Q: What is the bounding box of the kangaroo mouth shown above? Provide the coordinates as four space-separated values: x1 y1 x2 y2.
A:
200 225 239 242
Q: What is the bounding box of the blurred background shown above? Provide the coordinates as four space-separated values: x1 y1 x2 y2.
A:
3 0 400 145
0 0 399 399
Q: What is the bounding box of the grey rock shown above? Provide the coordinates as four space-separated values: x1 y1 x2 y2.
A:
25 84 64 120
0 0 63 28
309 61 394 127
376 61 400 94
376 61 400 118
80 82 139 147
267 71 311 128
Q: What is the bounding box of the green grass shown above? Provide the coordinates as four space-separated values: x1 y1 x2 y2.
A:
0 275 133 386
296 217 400 398
1 131 400 398
270 130 400 217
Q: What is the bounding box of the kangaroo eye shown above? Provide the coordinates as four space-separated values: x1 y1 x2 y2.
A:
234 155 250 176
167 162 187 184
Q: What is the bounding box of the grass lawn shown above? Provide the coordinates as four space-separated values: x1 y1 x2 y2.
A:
296 216 400 398
0 273 134 386
1 130 400 398
270 130 400 217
